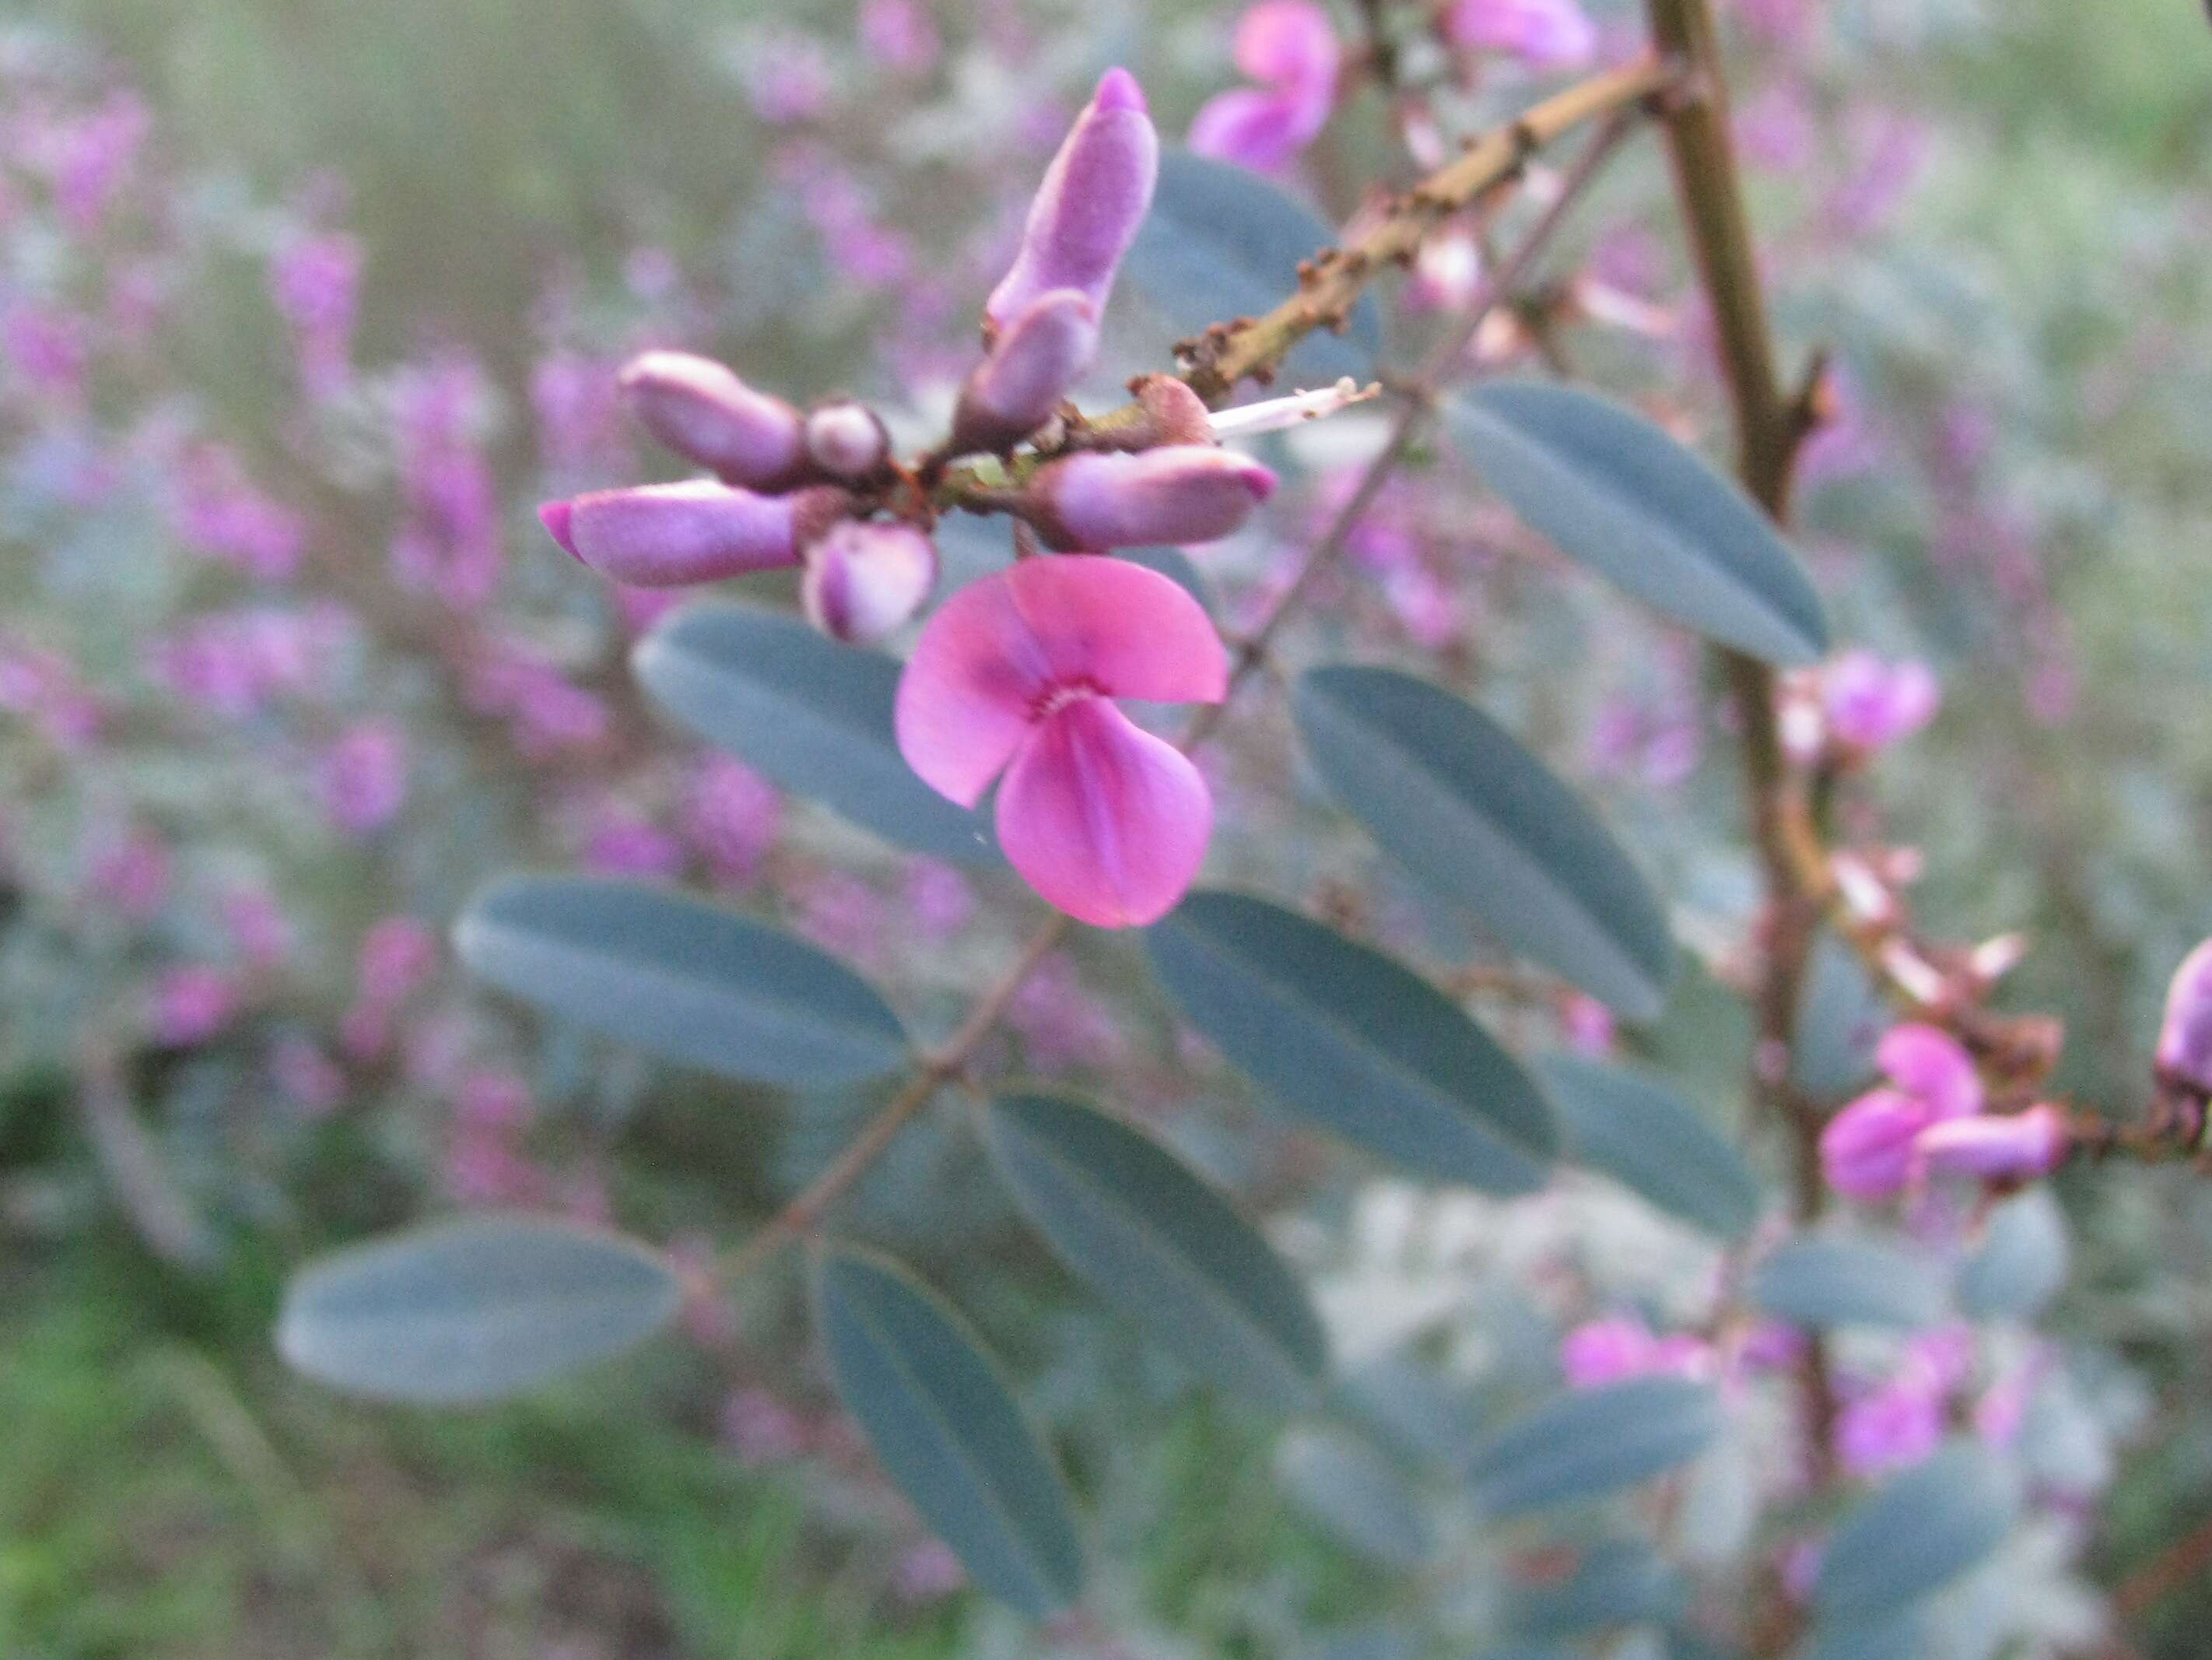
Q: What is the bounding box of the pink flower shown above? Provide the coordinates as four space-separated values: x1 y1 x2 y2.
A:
318 720 409 836
2157 938 2212 1094
1561 1315 1712 1388
1823 650 1940 751
1190 2 1340 174
1820 1024 1981 1201
896 556 1227 927
683 756 782 888
1916 1104 2070 1184
1835 1378 1944 1477
951 289 1100 454
985 69 1158 335
149 966 239 1047
1876 1023 1982 1121
1440 0 1598 69
1026 446 1278 550
801 521 939 644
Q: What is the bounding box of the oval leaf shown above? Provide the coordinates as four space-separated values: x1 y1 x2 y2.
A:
1749 1237 1947 1331
1447 381 1828 665
634 602 997 864
1469 1377 1722 1520
1275 1429 1432 1567
814 1246 1084 1617
1956 1188 2070 1321
1292 668 1676 1020
276 1216 682 1404
1792 932 1886 1104
983 1091 1326 1410
1540 1054 1763 1240
1813 1442 2021 1627
455 875 906 1086
1125 147 1383 383
1507 1540 1684 1641
1147 890 1556 1192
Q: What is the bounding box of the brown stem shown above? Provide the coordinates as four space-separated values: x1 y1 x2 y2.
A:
718 113 1648 1281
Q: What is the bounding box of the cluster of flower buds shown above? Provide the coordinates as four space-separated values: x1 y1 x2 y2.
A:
1820 1023 2070 1202
1780 648 1941 766
537 68 1309 927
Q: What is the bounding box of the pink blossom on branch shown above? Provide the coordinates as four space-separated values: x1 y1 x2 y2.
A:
1189 2 1341 174
1822 649 1940 753
1440 0 1598 70
896 557 1227 927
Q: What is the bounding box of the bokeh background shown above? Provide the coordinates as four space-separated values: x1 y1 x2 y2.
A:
5 0 2212 1654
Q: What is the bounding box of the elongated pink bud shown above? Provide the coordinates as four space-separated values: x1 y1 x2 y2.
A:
1915 1104 2070 1184
805 401 890 481
801 520 939 644
618 350 807 488
542 480 851 587
950 289 1099 454
2158 939 2212 1094
984 68 1159 335
1027 445 1277 550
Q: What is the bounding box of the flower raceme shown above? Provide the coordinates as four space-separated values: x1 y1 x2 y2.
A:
1820 1023 2069 1201
895 557 1226 928
1188 1 1341 175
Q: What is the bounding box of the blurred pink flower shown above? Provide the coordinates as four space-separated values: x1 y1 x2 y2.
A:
1441 0 1598 69
149 965 240 1047
1190 2 1341 174
318 720 410 837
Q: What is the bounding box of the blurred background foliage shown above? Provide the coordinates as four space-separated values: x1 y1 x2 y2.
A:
5 0 2212 1655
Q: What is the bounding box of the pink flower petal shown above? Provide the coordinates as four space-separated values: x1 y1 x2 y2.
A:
997 697 1212 928
1189 89 1320 175
1819 1087 1929 1202
1877 1023 1982 1120
1235 0 1341 93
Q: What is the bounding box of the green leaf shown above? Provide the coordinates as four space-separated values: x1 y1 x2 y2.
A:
1274 1429 1432 1567
1446 381 1828 665
1506 1540 1684 1641
1956 1189 2070 1321
633 602 998 865
275 1216 682 1404
1792 933 1886 1104
1292 668 1677 1020
982 1091 1327 1410
814 1246 1084 1618
1539 1054 1763 1240
1814 1443 2020 1627
1126 148 1383 383
1146 890 1556 1191
454 875 907 1087
1749 1237 1947 1331
1468 1378 1722 1520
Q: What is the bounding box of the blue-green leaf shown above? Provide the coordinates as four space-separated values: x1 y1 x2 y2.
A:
1446 382 1828 665
1749 1237 1947 1331
1275 1429 1432 1567
633 602 997 864
1792 933 1886 1104
1292 668 1677 1020
1469 1378 1723 1520
814 1246 1084 1617
983 1091 1327 1410
1956 1189 2070 1321
1507 1540 1684 1641
1146 890 1556 1191
1126 148 1383 383
455 875 906 1086
275 1216 682 1404
1539 1054 1763 1240
1814 1443 2020 1627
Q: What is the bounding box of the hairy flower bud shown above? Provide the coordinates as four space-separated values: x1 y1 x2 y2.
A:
541 480 851 587
984 68 1159 336
618 350 807 488
1915 1104 2070 1184
950 289 1099 455
805 401 891 481
801 520 939 644
1026 446 1277 550
2157 938 2212 1094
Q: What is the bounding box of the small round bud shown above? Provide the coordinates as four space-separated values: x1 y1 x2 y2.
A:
618 350 807 488
801 520 938 644
805 401 890 481
2158 938 2212 1095
1026 445 1278 551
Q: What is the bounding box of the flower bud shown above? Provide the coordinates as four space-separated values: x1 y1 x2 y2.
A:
1915 1104 2070 1184
1818 1088 1926 1202
950 289 1099 455
1027 446 1277 551
984 68 1159 336
541 480 851 587
2157 938 2212 1094
618 350 807 488
801 520 938 644
805 400 890 481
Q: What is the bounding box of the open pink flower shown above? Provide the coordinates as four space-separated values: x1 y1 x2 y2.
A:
1441 0 1597 69
1819 1023 1982 1201
896 556 1227 927
1189 2 1341 174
